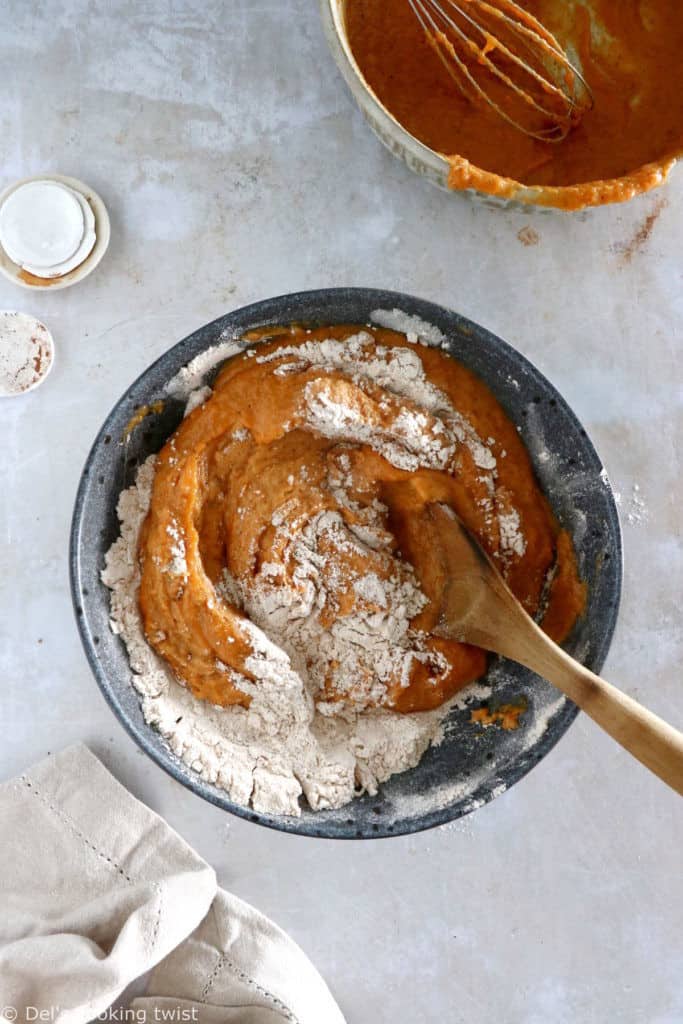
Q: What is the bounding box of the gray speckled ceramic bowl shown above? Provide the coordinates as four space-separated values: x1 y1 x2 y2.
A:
70 288 622 838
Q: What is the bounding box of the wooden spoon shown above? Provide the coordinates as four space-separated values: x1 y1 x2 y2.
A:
422 503 683 796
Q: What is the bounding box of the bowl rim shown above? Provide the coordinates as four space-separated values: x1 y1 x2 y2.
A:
319 0 678 211
70 287 623 839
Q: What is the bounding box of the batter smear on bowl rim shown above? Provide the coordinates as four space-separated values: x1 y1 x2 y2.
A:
104 323 585 815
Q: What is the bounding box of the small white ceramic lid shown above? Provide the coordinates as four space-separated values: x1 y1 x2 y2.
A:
0 310 55 396
20 185 97 279
0 180 84 267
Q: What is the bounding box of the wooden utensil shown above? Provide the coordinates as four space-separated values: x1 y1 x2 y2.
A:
423 503 683 796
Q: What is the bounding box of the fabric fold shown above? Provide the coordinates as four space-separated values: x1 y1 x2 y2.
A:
132 889 346 1024
0 744 345 1024
0 744 216 1020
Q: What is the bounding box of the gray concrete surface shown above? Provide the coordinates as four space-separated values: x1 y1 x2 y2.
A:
1 2 681 1021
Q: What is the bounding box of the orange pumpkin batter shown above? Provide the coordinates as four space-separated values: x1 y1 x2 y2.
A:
344 1 683 207
138 326 585 714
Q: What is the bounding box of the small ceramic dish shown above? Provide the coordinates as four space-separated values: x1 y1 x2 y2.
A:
71 289 622 838
0 174 110 291
0 310 55 397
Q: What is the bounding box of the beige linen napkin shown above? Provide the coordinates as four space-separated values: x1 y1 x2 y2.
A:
0 745 345 1024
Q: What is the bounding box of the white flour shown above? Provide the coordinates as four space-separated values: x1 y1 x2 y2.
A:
626 483 649 526
164 333 244 397
102 328 536 817
103 469 488 816
370 308 449 349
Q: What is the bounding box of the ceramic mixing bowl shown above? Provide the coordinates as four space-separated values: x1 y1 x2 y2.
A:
71 288 622 837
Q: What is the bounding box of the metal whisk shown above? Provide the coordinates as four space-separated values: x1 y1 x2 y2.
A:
408 0 593 142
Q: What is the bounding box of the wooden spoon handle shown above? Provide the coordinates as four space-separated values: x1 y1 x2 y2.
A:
428 504 683 795
499 613 683 796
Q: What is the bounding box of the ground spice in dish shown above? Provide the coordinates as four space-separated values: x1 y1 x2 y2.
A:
18 269 62 287
344 1 683 207
0 311 54 396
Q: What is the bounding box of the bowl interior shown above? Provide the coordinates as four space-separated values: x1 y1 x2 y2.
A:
70 288 622 838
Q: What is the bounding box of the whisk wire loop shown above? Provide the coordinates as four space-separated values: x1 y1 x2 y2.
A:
409 0 593 142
